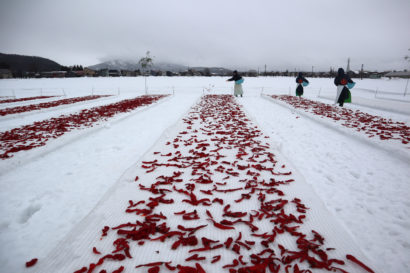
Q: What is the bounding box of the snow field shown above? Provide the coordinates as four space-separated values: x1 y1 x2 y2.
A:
32 95 374 273
0 92 200 272
0 76 408 272
263 95 410 163
238 96 409 273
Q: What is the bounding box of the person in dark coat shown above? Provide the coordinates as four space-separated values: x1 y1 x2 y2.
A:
334 68 354 107
227 70 244 97
295 72 309 97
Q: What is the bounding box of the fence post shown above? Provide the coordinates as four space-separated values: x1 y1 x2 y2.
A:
375 88 378 98
318 87 322 98
404 78 409 97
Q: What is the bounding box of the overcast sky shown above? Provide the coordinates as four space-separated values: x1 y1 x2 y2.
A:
1 0 409 71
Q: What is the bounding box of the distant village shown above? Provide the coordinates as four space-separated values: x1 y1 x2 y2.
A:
2 65 409 80
1 54 409 80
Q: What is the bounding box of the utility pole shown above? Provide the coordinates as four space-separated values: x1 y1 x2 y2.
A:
360 64 364 80
346 58 350 73
264 64 266 76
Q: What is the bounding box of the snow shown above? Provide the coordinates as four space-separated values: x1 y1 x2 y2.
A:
239 96 410 272
0 76 409 272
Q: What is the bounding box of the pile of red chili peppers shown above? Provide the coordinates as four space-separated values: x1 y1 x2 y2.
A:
0 96 57 104
71 95 374 273
270 95 410 145
0 95 110 116
0 95 167 159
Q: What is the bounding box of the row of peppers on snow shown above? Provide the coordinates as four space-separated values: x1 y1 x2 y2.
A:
0 95 168 159
0 96 57 104
0 95 110 116
270 95 409 145
57 95 375 273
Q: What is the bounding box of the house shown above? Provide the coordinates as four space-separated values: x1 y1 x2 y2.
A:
0 69 13 79
40 71 67 78
246 70 258 77
384 71 410 79
369 73 382 79
98 69 109 77
108 69 120 77
74 70 85 77
83 68 96 77
120 70 135 77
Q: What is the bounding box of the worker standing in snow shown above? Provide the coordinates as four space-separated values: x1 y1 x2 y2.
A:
227 70 244 97
295 72 309 97
334 68 355 107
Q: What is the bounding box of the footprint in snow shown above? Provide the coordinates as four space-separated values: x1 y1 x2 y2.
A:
19 204 42 224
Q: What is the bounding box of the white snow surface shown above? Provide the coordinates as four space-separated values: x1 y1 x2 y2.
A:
0 76 409 272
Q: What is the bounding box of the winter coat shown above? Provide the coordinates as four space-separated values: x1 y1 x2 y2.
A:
228 71 244 96
334 68 354 104
295 73 308 96
295 74 309 85
334 68 353 86
227 71 243 82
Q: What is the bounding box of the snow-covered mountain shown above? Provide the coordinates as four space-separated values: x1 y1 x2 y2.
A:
88 60 188 72
88 59 232 74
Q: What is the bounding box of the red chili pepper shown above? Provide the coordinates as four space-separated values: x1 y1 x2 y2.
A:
100 226 109 238
92 247 101 255
177 224 207 235
148 266 160 273
211 255 221 263
223 259 239 268
346 254 375 273
238 255 247 265
176 265 198 273
185 254 206 261
25 258 38 267
73 267 87 273
195 263 206 273
112 266 124 273
136 262 168 268
208 218 235 230
174 210 186 215
165 262 177 271
212 198 224 205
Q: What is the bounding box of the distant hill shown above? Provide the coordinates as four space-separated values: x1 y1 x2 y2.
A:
88 60 188 72
190 67 232 75
88 59 232 75
0 53 61 73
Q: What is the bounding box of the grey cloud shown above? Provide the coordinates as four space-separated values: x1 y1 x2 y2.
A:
1 0 409 71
